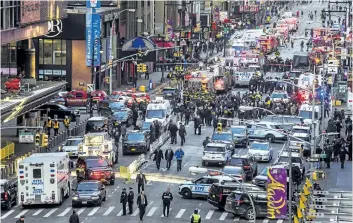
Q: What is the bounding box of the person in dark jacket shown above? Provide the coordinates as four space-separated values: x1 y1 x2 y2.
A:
152 147 164 170
179 123 187 146
162 188 173 217
16 215 25 223
194 115 202 135
128 187 134 214
137 191 148 220
202 137 211 148
69 210 79 223
169 121 179 144
184 108 191 125
120 188 128 215
339 147 348 169
165 147 174 170
136 172 147 194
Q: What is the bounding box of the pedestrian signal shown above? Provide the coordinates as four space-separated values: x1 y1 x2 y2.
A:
41 133 49 147
217 123 222 132
35 133 41 146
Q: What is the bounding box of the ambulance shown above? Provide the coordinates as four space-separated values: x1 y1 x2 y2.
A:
78 132 118 165
298 103 322 125
145 97 172 131
18 153 71 206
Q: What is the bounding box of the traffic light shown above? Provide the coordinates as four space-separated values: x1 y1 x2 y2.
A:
137 64 142 72
217 122 222 132
137 50 143 58
35 133 41 146
142 64 147 73
41 133 48 147
211 22 217 31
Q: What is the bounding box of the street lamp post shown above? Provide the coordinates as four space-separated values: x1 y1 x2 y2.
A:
109 9 136 94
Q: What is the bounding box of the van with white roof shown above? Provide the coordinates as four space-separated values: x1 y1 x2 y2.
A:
145 97 172 130
298 103 322 125
18 153 71 206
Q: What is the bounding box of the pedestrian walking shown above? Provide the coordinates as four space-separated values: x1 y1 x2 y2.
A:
69 210 79 223
44 117 52 137
136 172 147 194
152 147 164 170
165 147 174 170
137 191 148 221
128 187 134 214
53 119 60 136
63 116 70 132
190 209 201 223
179 123 187 146
169 121 179 144
162 188 173 217
175 147 185 171
339 146 348 169
120 188 128 215
16 215 25 223
121 125 127 142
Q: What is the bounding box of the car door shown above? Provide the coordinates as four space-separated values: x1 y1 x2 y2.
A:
254 195 268 216
192 177 210 196
9 182 17 202
253 126 266 138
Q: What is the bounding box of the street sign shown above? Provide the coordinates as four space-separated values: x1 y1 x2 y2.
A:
19 130 35 143
87 84 95 93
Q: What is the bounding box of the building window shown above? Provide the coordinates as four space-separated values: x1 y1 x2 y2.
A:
39 39 44 64
0 42 17 76
39 39 67 65
62 40 66 65
53 39 61 65
43 39 53 64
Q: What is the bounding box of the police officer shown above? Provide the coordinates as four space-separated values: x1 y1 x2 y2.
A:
63 116 70 131
162 188 173 217
190 209 201 223
16 215 25 223
53 119 60 136
69 210 79 223
128 187 134 214
120 188 128 215
45 117 52 136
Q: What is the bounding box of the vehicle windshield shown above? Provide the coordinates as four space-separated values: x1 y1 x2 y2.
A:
142 122 151 130
229 158 243 166
292 129 310 134
65 139 82 146
250 143 269 151
204 146 225 153
146 110 166 119
112 111 128 118
109 102 125 110
278 156 302 164
223 167 242 175
299 111 319 119
261 116 281 122
162 89 175 94
287 117 303 124
212 133 233 141
86 159 109 168
231 127 246 134
127 134 145 141
260 167 268 176
77 183 99 191
86 121 106 132
271 93 287 98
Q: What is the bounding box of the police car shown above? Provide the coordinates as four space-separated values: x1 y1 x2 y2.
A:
178 175 235 199
291 125 311 135
270 90 290 103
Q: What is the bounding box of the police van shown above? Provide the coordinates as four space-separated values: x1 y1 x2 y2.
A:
202 143 232 166
18 153 71 206
145 97 172 131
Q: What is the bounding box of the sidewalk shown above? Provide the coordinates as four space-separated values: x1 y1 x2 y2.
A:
316 161 352 191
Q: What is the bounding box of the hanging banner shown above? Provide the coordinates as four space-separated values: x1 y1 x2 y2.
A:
165 20 174 41
213 6 220 22
86 13 101 66
267 167 287 219
86 0 101 8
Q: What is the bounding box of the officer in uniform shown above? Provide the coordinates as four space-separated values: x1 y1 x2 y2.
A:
76 163 85 182
190 209 201 223
120 188 128 215
128 187 134 214
45 117 53 137
63 116 70 132
53 119 60 136
161 188 173 217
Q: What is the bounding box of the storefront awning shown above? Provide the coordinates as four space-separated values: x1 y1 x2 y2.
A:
154 41 174 48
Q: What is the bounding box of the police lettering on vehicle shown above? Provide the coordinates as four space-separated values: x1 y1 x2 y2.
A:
32 180 43 185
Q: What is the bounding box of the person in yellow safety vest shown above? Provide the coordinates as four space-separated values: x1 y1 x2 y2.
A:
190 209 201 223
63 116 70 131
45 117 53 137
53 119 60 136
255 92 262 106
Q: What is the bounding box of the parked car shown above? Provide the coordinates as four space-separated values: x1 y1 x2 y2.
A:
252 167 268 188
247 141 273 162
228 154 258 180
36 103 79 121
111 108 133 126
248 122 287 142
1 179 17 210
222 166 246 182
122 131 150 155
72 181 106 207
230 125 249 147
76 156 115 185
211 131 236 152
59 137 84 157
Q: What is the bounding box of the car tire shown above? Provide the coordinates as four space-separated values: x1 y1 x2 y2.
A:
181 188 192 199
245 208 256 220
266 134 275 143
13 195 17 205
5 201 11 210
202 161 206 167
103 192 106 201
110 179 115 185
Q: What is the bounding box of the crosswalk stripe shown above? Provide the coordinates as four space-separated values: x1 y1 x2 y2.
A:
234 217 240 221
77 208 86 215
263 220 269 223
205 210 214 219
146 207 158 216
57 207 72 217
33 209 44 216
43 208 58 217
175 209 186 218
88 207 100 216
161 208 172 217
14 210 29 219
1 210 14 219
103 207 115 216
276 220 284 223
117 210 123 216
132 208 140 217
219 212 228 220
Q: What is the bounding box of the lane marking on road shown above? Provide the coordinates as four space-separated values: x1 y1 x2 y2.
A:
14 210 29 219
276 220 284 223
205 210 214 219
161 208 172 217
147 201 154 207
146 180 152 185
33 209 44 216
219 212 228 220
103 207 115 216
88 207 100 216
183 161 189 167
43 208 58 217
132 208 140 216
175 209 186 218
117 210 123 216
1 210 14 219
77 207 86 215
234 217 240 221
263 220 269 223
58 207 72 217
146 207 158 216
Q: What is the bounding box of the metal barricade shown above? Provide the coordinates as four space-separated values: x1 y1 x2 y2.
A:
0 143 15 160
119 166 131 183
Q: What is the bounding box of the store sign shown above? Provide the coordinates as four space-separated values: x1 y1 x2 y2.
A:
39 70 66 75
239 5 259 12
86 13 101 67
45 20 63 38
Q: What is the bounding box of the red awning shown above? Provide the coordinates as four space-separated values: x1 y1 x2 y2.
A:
154 41 174 48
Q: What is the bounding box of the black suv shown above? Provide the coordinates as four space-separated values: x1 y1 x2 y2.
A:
225 191 296 220
1 179 17 210
207 182 264 210
122 131 150 155
228 154 258 180
76 156 115 185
